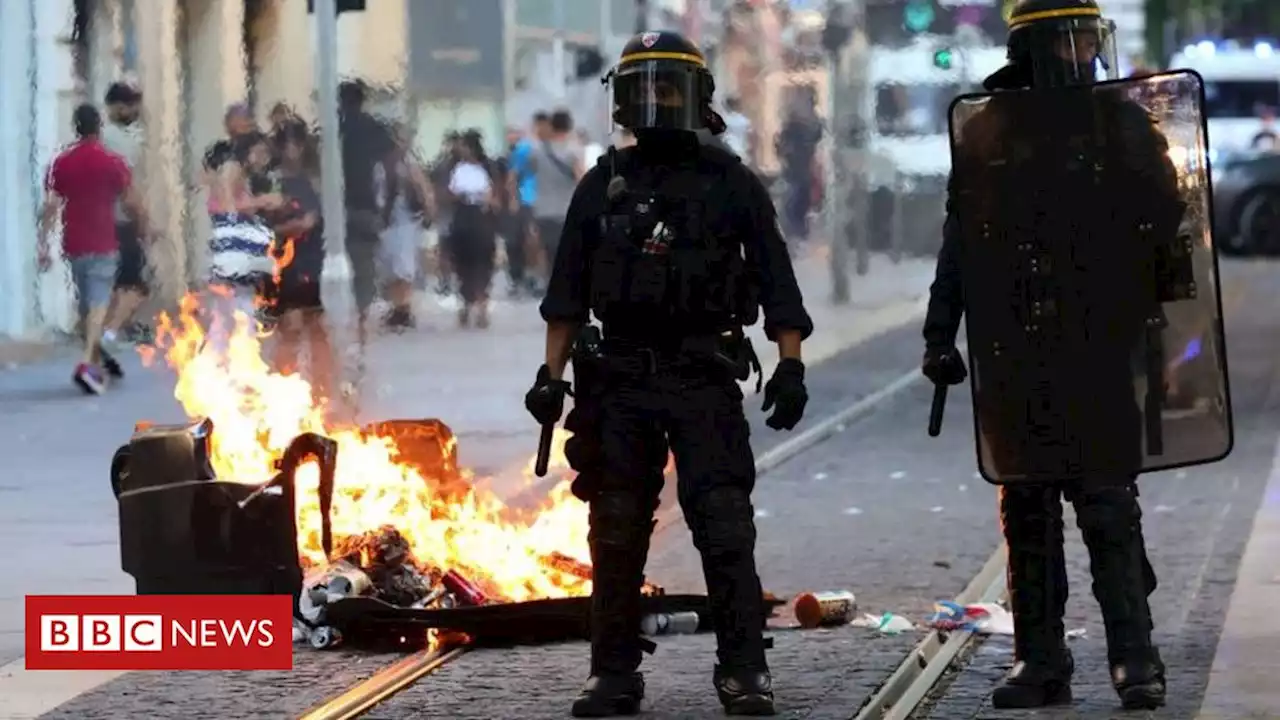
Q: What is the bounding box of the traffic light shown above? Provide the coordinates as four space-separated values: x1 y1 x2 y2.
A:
904 0 936 34
307 0 366 14
933 47 954 70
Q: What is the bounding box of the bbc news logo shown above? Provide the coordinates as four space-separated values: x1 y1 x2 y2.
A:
26 595 293 670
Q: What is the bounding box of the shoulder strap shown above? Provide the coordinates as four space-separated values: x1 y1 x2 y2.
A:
542 140 577 181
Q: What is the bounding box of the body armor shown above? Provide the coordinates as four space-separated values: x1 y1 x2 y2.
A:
588 152 757 333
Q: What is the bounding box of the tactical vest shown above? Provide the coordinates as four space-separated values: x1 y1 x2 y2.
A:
587 149 759 331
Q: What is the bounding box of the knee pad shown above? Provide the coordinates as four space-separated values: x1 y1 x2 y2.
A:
589 491 653 548
999 486 1062 540
1074 485 1141 537
688 487 756 559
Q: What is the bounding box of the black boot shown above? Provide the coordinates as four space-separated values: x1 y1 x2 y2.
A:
693 488 776 716
571 673 644 717
1074 483 1165 710
574 491 656 717
714 666 776 716
991 486 1074 709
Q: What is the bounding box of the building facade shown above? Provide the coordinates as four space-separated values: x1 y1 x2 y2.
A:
0 0 709 340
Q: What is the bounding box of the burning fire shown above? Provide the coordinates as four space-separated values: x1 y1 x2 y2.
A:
141 296 593 603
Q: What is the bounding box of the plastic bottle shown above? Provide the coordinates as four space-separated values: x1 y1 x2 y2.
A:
641 611 701 636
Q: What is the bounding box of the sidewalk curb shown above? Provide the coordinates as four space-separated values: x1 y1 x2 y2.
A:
1196 436 1280 719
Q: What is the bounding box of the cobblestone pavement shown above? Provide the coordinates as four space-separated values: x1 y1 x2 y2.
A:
919 260 1280 720
40 259 1276 719
39 319 932 719
320 351 1003 718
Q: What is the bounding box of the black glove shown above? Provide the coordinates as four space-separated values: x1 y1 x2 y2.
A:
762 358 807 431
525 364 571 425
922 346 967 386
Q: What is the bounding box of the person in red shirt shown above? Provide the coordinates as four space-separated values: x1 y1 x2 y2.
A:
38 104 151 395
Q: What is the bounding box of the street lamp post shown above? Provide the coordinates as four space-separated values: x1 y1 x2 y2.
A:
314 0 346 262
822 1 854 303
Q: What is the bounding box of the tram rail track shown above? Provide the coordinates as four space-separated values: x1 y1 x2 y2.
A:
299 644 469 720
294 361 997 719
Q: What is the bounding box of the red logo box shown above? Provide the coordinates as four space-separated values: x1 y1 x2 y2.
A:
25 595 294 671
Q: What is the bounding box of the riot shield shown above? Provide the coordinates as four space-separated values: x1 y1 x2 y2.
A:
947 69 1232 484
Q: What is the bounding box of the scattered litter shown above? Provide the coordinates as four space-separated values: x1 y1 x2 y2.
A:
933 560 952 569
930 506 944 513
958 484 968 492
1153 504 1175 513
1176 471 1188 480
813 472 828 481
1065 628 1088 640
926 602 1014 635
842 507 863 516
890 471 906 480
972 472 981 479
851 612 915 634
794 591 857 628
755 509 771 519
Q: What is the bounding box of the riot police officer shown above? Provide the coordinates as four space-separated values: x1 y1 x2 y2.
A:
923 0 1191 711
525 31 812 717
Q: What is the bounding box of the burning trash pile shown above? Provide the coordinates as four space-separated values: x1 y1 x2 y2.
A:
139 297 602 615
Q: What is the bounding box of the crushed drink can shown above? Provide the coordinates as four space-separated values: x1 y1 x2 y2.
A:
308 625 341 650
641 612 700 636
321 561 373 602
442 569 488 606
794 590 857 629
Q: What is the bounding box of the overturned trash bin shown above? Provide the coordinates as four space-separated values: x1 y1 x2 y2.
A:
111 418 336 597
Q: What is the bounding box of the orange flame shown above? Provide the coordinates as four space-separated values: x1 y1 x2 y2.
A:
145 295 591 603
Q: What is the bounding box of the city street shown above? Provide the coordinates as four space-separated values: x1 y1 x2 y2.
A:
16 258 1279 718
0 250 935 715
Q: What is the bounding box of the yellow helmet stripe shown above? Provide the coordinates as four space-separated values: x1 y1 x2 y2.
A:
1008 6 1101 29
618 51 707 67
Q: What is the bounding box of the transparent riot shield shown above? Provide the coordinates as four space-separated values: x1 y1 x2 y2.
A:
947 69 1233 484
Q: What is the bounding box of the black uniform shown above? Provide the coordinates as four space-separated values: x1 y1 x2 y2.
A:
529 31 812 718
923 0 1167 712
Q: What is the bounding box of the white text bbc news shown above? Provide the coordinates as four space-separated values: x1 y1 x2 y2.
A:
40 615 278 652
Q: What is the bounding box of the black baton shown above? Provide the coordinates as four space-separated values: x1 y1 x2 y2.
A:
534 422 556 477
928 384 948 437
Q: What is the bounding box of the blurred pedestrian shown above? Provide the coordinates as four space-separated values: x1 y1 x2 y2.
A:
38 104 152 394
375 121 434 330
203 103 258 183
427 132 463 296
269 101 299 134
529 109 585 281
101 82 151 349
446 133 497 328
505 113 545 296
206 131 283 340
265 122 332 400
338 80 395 345
777 93 823 242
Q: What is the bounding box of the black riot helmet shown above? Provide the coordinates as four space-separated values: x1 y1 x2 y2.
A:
1005 0 1120 88
608 31 724 134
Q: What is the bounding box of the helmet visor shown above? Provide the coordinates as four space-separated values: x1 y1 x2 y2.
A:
1025 17 1120 87
611 60 702 131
